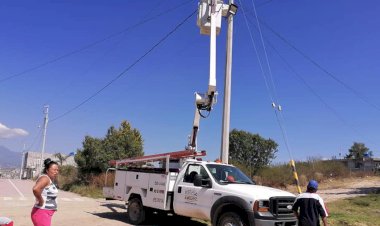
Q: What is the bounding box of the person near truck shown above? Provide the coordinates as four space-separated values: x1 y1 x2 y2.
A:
292 180 328 226
31 158 59 226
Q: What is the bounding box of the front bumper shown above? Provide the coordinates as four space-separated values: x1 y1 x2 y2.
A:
246 211 297 226
254 218 297 226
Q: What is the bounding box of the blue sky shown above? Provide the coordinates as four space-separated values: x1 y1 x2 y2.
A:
1 0 379 163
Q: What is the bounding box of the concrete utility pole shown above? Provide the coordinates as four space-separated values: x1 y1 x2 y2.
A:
221 0 235 164
19 144 26 179
40 105 49 173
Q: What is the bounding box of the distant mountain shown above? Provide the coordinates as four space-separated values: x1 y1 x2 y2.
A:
0 146 22 168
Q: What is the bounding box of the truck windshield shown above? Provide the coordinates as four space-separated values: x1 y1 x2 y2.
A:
206 164 255 185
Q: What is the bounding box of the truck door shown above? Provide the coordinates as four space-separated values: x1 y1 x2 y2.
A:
173 164 213 220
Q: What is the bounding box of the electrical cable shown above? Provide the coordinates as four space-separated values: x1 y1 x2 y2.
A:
238 0 295 161
237 0 274 103
249 0 279 105
25 125 43 152
244 13 377 145
244 1 300 190
257 0 274 7
250 0 294 160
199 109 211 118
44 34 127 105
248 0 295 160
240 0 276 17
144 0 168 18
50 10 197 123
263 33 374 143
0 0 194 85
258 18 380 112
44 0 170 105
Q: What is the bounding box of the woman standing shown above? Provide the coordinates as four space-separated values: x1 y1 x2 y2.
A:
31 158 59 226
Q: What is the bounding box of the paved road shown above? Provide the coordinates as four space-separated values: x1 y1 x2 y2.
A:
0 179 209 226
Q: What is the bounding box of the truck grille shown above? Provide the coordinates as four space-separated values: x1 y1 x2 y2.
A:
269 196 295 218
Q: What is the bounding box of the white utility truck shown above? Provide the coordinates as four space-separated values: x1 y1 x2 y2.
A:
103 150 297 226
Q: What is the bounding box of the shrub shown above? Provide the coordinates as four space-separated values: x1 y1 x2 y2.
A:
299 174 307 186
57 165 78 190
314 172 324 182
86 173 114 187
57 166 113 198
255 160 350 189
256 164 293 188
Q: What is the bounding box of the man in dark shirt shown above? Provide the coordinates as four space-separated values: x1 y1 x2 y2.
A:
292 180 328 226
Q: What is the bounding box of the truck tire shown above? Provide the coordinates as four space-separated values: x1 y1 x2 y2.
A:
127 198 145 225
217 212 246 226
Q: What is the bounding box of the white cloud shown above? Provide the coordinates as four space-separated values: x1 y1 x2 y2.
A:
0 123 29 138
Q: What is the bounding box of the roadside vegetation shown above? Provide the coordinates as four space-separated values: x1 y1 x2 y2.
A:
328 192 380 226
252 159 350 189
57 121 377 201
58 165 108 198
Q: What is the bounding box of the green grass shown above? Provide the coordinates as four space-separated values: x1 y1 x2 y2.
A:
68 184 103 198
328 193 380 226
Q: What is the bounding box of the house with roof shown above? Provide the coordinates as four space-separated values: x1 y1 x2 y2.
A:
21 151 76 179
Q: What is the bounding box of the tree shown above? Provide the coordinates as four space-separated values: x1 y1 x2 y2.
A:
75 120 144 176
345 142 371 159
229 129 278 176
53 153 70 166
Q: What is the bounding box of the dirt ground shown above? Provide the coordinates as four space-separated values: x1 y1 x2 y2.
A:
317 176 380 203
1 176 379 226
285 176 380 203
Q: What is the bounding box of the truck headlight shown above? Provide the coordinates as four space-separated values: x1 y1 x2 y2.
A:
253 200 270 212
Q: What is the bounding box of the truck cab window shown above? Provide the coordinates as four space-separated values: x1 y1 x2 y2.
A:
206 164 255 185
183 164 209 183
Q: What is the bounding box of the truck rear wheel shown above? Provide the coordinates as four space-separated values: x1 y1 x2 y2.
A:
217 212 245 226
127 198 145 225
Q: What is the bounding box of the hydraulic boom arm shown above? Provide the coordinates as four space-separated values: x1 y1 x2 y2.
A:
188 0 237 151
187 0 220 151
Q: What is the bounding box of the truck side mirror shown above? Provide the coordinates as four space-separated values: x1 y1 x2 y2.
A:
193 174 212 188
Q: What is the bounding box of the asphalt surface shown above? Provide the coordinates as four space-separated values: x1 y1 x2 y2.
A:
0 179 209 226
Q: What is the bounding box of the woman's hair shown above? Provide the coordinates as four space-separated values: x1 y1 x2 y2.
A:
43 158 58 174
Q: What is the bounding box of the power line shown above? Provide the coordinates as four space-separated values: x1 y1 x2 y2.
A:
50 10 197 123
25 125 43 152
245 15 376 144
258 18 380 112
268 38 374 143
44 35 126 105
257 0 274 7
238 0 294 160
249 0 280 108
237 0 274 103
0 0 193 85
44 1 169 105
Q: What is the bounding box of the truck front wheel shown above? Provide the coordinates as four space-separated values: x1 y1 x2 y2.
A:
127 198 145 225
217 212 246 226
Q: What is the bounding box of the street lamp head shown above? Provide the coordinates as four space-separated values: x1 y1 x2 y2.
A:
228 4 238 16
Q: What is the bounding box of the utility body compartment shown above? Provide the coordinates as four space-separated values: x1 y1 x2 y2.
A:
110 168 178 211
